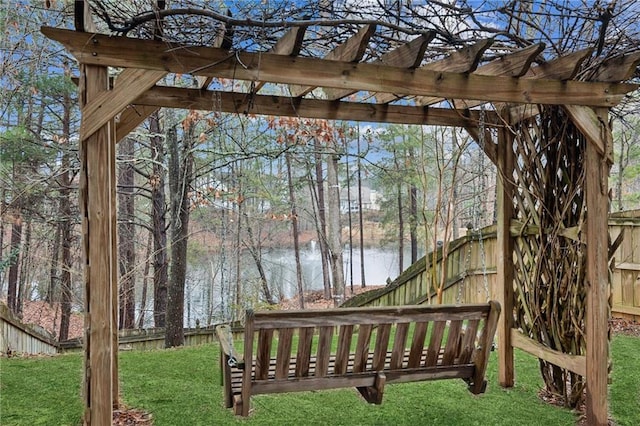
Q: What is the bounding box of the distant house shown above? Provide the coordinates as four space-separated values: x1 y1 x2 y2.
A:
339 186 380 213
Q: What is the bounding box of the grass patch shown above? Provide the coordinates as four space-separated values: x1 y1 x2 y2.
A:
1 336 638 425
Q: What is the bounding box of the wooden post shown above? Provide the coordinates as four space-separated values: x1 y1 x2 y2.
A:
585 117 610 425
80 63 117 426
496 121 515 387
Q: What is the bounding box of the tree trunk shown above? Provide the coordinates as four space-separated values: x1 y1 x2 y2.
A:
356 134 366 287
165 126 193 348
313 139 332 298
118 137 136 330
7 215 22 315
286 152 305 309
58 75 73 341
242 210 275 304
17 218 31 316
409 184 418 264
47 224 61 304
396 184 404 274
327 152 344 304
149 111 168 328
58 210 73 341
137 231 153 329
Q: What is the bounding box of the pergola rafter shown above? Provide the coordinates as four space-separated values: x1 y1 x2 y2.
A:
41 5 638 425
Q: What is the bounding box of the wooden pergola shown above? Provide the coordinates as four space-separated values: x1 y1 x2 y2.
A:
42 4 638 426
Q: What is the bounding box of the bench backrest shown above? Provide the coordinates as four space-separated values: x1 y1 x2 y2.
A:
242 301 500 385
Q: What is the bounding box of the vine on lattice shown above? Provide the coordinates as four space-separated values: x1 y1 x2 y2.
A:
510 106 588 408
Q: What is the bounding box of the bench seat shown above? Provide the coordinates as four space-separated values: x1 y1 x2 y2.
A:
216 302 500 416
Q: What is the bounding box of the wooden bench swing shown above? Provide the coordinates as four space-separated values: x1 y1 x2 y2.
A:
215 301 500 416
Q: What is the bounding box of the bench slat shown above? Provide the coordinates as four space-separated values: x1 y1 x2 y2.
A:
443 320 464 365
408 321 428 368
295 327 314 377
353 324 373 373
255 329 274 380
275 328 293 379
425 321 447 367
335 325 354 375
458 319 480 364
315 326 334 377
390 322 409 369
373 324 392 371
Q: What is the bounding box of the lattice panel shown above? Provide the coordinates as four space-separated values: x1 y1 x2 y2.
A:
510 106 587 407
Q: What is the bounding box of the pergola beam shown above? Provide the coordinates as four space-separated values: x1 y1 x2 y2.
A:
324 32 433 101
289 24 376 97
379 38 494 104
134 85 497 127
41 27 636 107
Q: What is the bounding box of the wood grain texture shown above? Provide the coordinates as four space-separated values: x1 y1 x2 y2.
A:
41 27 636 107
82 63 116 426
585 138 610 425
219 302 500 416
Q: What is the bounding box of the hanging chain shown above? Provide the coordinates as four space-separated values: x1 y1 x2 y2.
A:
457 232 473 304
477 226 490 301
226 326 239 368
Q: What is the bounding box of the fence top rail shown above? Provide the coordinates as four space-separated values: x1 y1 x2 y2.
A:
250 302 496 329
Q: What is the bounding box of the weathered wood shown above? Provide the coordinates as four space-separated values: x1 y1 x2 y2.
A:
115 105 158 143
408 321 428 368
564 105 610 159
275 328 293 379
334 325 354 375
585 137 609 425
590 51 640 82
511 329 586 376
315 326 334 377
135 86 496 128
419 43 545 108
41 27 636 107
325 33 433 100
81 63 116 426
496 122 515 388
296 327 314 377
390 38 493 105
241 311 255 417
289 24 376 97
217 302 500 416
470 301 501 394
81 68 165 140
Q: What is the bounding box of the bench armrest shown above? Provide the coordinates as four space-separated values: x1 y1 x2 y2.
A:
215 324 245 369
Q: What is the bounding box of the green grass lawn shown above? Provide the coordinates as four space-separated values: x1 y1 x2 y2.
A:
1 336 638 425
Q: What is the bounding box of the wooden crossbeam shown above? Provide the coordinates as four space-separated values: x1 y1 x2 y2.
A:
289 24 376 97
380 38 493 104
324 32 434 101
134 86 498 127
42 27 636 107
81 68 166 140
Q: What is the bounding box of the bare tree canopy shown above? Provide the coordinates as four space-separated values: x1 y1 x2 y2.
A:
86 0 640 67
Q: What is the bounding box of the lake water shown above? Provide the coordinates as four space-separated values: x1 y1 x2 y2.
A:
177 244 420 327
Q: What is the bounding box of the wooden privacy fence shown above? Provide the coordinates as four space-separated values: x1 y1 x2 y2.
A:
343 226 498 308
59 326 217 352
345 215 640 321
0 302 58 356
609 210 640 321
